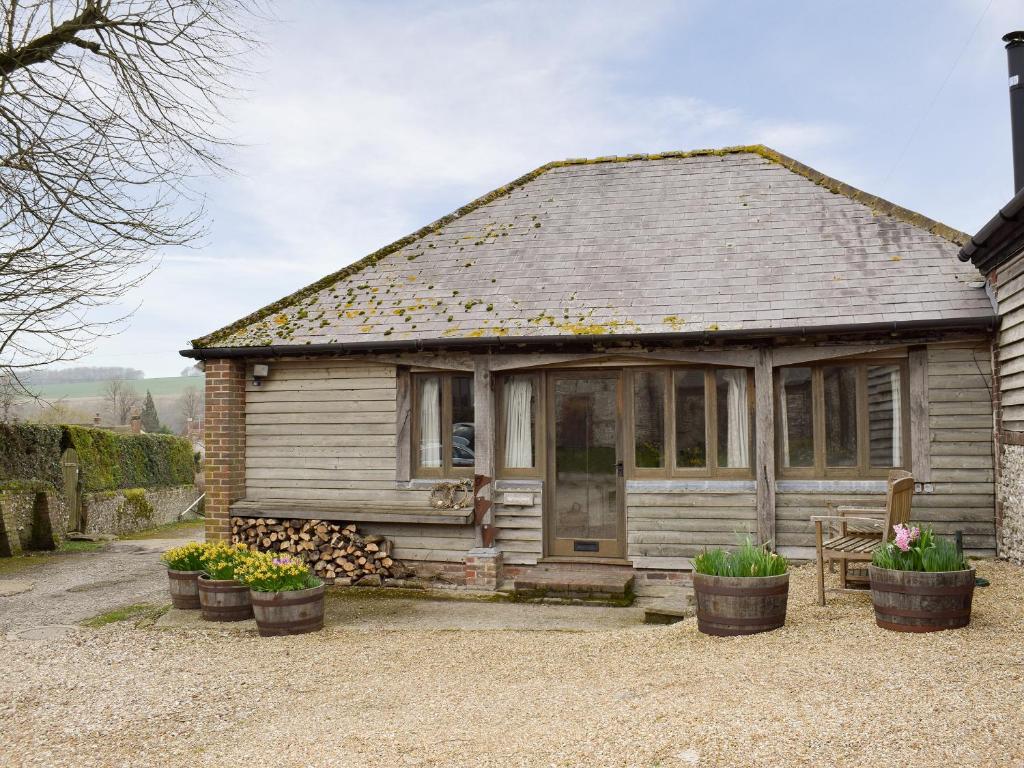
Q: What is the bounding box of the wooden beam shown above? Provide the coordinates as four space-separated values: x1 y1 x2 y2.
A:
229 500 473 526
754 347 776 546
908 345 931 483
395 367 412 483
772 343 907 367
473 356 496 547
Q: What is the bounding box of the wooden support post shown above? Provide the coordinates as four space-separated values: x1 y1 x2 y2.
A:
473 356 495 548
908 345 931 484
395 367 412 483
754 347 776 547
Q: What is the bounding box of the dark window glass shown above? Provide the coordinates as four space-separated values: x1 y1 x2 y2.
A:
868 365 902 468
779 367 813 468
674 370 706 468
824 366 857 467
450 375 475 468
633 371 665 468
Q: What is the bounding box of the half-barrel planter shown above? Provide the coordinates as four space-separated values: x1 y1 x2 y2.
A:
167 569 203 610
692 572 790 636
250 583 326 637
198 575 254 622
868 565 975 632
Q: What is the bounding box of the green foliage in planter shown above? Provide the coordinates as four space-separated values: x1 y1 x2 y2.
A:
0 423 63 490
65 426 194 492
693 537 788 577
235 550 321 592
199 542 253 580
872 525 968 572
161 541 208 571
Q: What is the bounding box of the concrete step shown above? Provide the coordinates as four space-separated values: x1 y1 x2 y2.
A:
643 590 695 625
512 565 634 602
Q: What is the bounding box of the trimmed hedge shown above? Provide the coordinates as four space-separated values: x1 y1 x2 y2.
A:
0 423 194 494
0 423 63 492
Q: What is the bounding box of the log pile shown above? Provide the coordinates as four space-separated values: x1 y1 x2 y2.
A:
230 516 407 585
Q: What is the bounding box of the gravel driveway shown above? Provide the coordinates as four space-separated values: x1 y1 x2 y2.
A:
0 528 200 636
1 559 1022 767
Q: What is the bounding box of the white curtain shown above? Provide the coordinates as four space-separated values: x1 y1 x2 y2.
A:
722 370 750 468
890 370 902 467
504 376 534 468
419 377 441 468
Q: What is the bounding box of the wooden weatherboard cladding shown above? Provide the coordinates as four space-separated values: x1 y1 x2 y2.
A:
996 255 1024 431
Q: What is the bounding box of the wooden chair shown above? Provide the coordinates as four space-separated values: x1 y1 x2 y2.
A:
825 469 913 582
811 475 914 606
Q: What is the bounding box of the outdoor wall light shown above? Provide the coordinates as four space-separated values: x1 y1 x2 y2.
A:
252 363 270 386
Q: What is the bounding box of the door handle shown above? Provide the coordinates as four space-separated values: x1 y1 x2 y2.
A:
615 461 624 477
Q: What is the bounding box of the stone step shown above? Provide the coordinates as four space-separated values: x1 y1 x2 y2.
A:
512 566 634 601
643 591 695 625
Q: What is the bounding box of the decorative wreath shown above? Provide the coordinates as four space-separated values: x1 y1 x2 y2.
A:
429 479 474 510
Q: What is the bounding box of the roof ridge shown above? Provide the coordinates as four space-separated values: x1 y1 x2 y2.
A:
193 145 969 348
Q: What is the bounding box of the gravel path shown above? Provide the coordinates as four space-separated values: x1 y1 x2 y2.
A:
1 560 1022 767
0 530 200 635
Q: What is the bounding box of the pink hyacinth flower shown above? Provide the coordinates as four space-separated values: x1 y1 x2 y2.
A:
894 526 911 552
910 526 921 542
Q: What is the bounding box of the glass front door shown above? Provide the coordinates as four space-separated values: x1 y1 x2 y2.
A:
547 372 624 558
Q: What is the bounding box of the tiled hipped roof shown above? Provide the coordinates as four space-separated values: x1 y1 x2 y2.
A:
192 146 992 350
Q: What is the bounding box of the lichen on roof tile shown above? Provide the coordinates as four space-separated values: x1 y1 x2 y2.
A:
193 145 989 349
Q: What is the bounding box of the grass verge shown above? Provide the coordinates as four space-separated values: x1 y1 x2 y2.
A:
120 518 204 540
82 603 170 628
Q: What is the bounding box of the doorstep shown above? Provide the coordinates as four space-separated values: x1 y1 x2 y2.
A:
510 564 635 603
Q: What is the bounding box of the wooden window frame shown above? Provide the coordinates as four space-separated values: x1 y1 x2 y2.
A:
624 366 756 480
411 372 474 479
495 371 546 479
774 360 911 479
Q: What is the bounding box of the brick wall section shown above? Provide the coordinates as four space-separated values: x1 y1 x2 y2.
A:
204 359 246 542
464 547 503 590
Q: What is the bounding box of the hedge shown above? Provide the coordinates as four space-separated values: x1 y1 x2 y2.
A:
0 423 195 494
0 423 64 492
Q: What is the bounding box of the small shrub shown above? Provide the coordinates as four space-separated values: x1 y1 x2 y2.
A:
693 537 788 577
235 550 321 592
872 525 967 572
161 541 208 571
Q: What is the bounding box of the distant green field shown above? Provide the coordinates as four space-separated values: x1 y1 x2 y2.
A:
29 376 203 400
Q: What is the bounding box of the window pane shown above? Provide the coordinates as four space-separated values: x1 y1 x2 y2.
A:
716 369 750 468
868 365 902 467
779 367 813 468
417 376 441 468
674 370 706 468
503 375 536 469
633 371 665 468
451 375 475 468
824 366 858 467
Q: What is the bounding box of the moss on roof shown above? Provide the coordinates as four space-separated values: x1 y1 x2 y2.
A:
192 145 970 349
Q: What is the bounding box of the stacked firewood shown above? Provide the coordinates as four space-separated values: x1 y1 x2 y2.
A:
230 516 406 585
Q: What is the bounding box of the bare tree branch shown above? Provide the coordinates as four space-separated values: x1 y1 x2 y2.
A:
1 0 261 373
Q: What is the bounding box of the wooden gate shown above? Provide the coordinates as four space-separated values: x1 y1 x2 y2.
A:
61 448 82 533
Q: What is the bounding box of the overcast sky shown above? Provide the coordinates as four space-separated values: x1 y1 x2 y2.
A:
75 0 1021 377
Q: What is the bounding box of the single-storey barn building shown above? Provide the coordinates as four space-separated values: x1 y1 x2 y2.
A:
183 145 999 590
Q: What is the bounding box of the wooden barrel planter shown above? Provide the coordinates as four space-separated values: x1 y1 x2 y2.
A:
868 565 975 633
249 583 326 637
692 573 789 636
167 569 202 610
198 576 254 622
